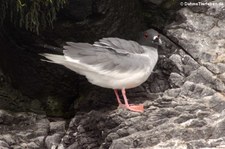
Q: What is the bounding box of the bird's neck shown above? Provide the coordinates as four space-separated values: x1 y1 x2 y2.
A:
142 46 158 65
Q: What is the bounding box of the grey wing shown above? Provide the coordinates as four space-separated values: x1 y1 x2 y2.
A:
93 38 145 54
63 40 148 75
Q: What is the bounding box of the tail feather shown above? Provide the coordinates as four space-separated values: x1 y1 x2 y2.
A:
40 53 66 64
40 53 90 75
40 53 100 77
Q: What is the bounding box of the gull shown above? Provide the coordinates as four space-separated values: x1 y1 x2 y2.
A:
41 29 162 112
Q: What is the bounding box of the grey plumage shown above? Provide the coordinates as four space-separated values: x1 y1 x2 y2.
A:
63 38 148 73
40 29 161 89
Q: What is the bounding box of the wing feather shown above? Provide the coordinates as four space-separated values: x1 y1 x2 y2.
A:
94 38 144 54
62 38 149 75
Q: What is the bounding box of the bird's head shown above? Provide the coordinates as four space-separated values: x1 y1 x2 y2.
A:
139 29 162 48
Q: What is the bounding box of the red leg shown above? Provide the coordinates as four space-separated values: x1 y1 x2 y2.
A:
121 88 144 112
114 89 125 107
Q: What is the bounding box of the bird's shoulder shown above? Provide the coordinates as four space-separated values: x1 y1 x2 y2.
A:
93 37 145 55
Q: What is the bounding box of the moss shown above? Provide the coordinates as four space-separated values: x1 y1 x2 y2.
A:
43 96 74 118
45 96 64 117
0 79 45 113
29 99 43 113
0 0 67 34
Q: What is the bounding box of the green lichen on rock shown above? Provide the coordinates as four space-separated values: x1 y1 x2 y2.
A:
0 0 67 34
0 71 44 113
44 96 74 117
46 96 64 117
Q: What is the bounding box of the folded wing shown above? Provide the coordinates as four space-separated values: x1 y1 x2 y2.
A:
62 38 149 78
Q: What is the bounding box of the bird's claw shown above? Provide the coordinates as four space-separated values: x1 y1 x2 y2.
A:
118 104 144 112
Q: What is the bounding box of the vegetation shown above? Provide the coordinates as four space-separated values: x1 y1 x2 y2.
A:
0 0 67 34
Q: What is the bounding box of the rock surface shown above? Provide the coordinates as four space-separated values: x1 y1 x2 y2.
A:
1 0 225 149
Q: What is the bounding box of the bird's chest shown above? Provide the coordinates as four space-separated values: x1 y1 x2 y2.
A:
124 55 158 89
118 67 151 89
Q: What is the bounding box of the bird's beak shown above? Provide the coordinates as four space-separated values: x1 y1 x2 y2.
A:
153 35 162 45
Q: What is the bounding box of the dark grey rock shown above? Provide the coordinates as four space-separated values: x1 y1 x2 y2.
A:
34 118 50 136
187 67 225 92
21 142 39 149
0 110 14 124
174 113 196 124
50 121 66 134
169 54 183 72
0 134 16 145
30 136 45 147
205 93 225 113
45 133 63 149
179 81 216 99
218 72 225 82
211 118 225 139
141 0 164 5
0 140 9 148
203 62 220 74
178 8 216 32
67 142 79 149
106 133 120 142
206 0 225 19
169 72 185 87
163 88 181 98
217 63 225 73
167 8 225 64
0 110 49 148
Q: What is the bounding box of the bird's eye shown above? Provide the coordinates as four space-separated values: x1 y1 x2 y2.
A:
144 32 148 38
